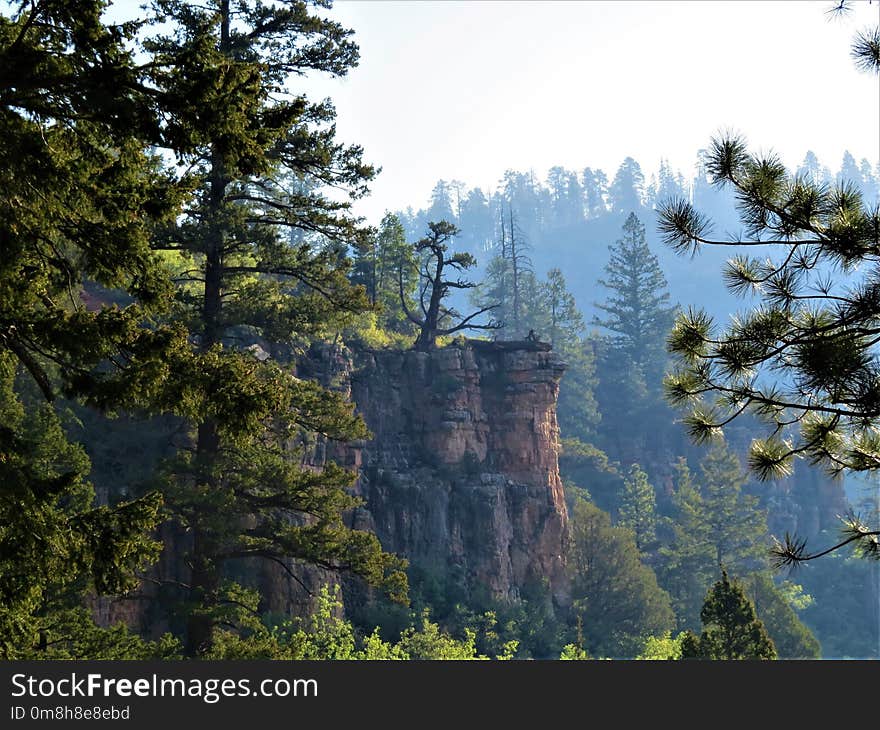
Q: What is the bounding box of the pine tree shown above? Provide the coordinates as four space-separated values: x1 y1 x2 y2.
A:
659 131 880 562
542 268 584 350
657 447 769 632
582 167 609 218
0 0 187 657
501 206 532 336
658 458 716 630
546 166 584 229
593 213 677 458
352 212 417 333
680 571 777 660
619 464 657 552
568 497 674 658
143 0 407 655
698 445 768 572
537 268 599 439
401 221 500 350
458 187 494 254
742 573 820 659
594 213 676 370
608 157 645 213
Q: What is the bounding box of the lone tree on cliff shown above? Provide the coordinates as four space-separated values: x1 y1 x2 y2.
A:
401 221 501 350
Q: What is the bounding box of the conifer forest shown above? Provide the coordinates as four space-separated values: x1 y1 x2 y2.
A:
1 0 879 663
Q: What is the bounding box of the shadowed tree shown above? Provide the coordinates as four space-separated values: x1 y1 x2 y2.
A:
0 0 192 657
352 212 417 333
568 497 674 658
400 221 500 351
658 446 769 630
143 0 407 655
619 463 657 553
680 571 777 660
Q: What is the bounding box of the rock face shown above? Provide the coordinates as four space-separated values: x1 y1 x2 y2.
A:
304 340 570 605
97 339 571 630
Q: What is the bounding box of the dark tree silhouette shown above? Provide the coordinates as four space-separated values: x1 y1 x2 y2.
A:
680 571 777 660
400 221 500 351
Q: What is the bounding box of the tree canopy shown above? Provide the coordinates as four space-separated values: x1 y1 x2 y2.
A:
402 221 500 350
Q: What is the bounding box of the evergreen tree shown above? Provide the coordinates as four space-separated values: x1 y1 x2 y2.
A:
619 464 657 553
593 212 677 458
143 0 407 655
402 221 500 350
568 497 674 658
837 150 863 189
608 157 645 213
859 158 879 203
658 458 716 630
680 571 777 660
538 268 599 439
796 150 821 182
698 445 769 572
542 268 584 349
504 206 532 336
651 158 687 208
498 170 546 241
594 213 676 370
351 212 417 333
472 205 533 338
742 573 821 659
659 131 880 561
0 0 188 657
582 167 609 218
658 447 769 631
458 187 494 254
547 166 584 229
427 180 457 225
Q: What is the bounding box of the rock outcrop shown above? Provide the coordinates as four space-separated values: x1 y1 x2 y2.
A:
301 340 570 606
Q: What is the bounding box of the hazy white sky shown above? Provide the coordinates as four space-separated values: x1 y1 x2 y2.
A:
300 0 880 223
106 0 880 223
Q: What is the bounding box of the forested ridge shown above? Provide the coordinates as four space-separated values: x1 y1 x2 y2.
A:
0 0 878 661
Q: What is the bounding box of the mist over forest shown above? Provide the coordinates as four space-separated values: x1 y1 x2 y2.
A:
391 150 880 324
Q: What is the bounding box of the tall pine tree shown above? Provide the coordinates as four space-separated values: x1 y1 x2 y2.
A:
0 0 187 657
593 212 677 460
143 0 406 655
619 463 657 553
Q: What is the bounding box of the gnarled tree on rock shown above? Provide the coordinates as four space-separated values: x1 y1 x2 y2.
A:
400 221 500 351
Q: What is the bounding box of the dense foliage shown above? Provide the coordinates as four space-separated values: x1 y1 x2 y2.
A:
1 0 876 660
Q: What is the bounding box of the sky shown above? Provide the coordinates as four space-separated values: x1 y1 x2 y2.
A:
105 0 880 224
295 0 880 224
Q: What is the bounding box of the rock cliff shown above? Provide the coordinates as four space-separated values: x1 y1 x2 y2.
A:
98 340 571 628
291 340 570 608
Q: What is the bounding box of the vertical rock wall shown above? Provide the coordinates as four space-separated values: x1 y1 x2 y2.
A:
308 340 570 605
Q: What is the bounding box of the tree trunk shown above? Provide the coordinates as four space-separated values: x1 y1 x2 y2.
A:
186 0 230 657
509 206 520 334
415 248 444 351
